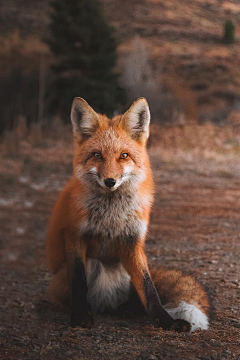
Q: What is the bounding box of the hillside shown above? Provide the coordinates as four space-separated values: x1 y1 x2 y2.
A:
1 0 240 122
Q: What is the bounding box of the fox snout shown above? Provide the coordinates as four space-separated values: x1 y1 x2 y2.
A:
85 163 141 191
88 168 119 190
101 175 120 191
104 178 116 188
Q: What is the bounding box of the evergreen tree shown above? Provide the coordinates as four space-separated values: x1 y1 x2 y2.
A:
224 19 235 45
46 0 126 119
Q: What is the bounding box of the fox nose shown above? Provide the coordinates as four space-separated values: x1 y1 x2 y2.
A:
104 178 116 188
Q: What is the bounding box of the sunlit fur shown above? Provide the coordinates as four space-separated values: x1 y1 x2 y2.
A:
46 98 209 332
73 123 150 193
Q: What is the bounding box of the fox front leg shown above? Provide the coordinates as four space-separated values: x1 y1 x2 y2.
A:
121 245 191 332
70 257 93 328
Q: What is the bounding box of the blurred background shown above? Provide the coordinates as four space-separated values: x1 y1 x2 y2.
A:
1 1 240 359
1 0 240 135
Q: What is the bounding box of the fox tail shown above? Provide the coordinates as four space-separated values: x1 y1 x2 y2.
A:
151 267 209 332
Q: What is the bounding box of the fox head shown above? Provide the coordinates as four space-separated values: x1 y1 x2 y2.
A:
71 97 151 192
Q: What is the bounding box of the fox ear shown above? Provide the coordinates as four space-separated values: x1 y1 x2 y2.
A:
121 98 151 142
71 97 100 140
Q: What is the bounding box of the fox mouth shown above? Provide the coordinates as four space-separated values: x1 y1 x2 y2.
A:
107 185 118 192
95 176 125 192
84 168 133 192
89 172 121 191
94 173 134 192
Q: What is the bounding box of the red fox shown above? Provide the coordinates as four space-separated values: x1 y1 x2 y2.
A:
46 97 209 332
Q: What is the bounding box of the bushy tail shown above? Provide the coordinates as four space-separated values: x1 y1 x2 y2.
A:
150 267 210 332
48 263 210 332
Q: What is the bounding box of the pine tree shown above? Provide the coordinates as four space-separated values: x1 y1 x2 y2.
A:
46 0 126 118
224 19 235 45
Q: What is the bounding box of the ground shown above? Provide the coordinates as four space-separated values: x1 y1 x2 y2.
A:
0 133 240 360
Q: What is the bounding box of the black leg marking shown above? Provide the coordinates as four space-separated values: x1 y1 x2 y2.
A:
70 257 93 327
143 272 174 329
143 272 191 332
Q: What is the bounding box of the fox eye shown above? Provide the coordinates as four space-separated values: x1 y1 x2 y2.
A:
120 153 128 159
94 152 102 159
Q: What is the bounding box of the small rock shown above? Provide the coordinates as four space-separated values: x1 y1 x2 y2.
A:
94 335 102 341
201 342 210 348
65 350 74 356
211 341 221 347
16 227 25 234
106 335 113 340
233 323 240 328
24 200 33 208
223 350 231 355
148 355 158 360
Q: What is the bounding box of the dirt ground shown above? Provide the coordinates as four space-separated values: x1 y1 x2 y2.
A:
0 137 240 360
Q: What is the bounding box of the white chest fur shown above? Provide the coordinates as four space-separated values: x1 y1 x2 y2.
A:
79 188 149 243
86 259 131 313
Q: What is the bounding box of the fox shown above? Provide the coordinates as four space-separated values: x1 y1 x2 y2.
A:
46 97 209 332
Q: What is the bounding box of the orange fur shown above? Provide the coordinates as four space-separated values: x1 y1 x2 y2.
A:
150 268 210 316
46 98 153 289
46 97 209 331
120 244 150 309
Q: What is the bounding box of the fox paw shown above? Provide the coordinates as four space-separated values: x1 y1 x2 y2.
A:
70 314 94 328
170 319 191 332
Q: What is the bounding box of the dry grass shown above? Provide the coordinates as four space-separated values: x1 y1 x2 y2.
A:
1 121 240 179
149 123 240 162
0 29 51 75
0 120 72 176
0 30 47 56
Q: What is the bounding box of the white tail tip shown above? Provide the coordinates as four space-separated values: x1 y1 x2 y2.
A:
165 301 209 332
